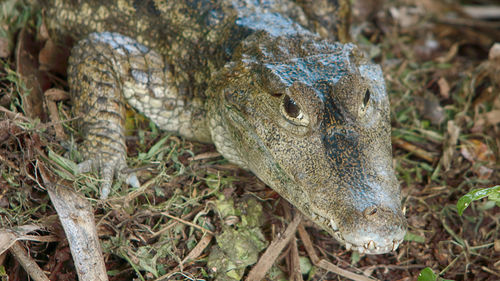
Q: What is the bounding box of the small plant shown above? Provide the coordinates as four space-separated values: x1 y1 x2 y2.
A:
457 185 500 216
417 267 454 281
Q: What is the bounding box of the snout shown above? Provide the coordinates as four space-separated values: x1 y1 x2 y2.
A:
339 205 407 254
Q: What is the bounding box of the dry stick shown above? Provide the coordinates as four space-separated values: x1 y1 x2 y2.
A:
188 151 222 161
297 224 377 281
0 105 31 122
19 235 59 243
296 224 319 264
45 89 68 141
153 234 214 281
38 163 109 281
289 237 303 281
392 137 437 162
150 207 203 239
463 6 500 20
9 242 50 281
161 212 214 235
246 213 303 281
180 233 213 269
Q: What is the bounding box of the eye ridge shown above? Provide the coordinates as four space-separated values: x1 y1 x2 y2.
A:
283 95 301 119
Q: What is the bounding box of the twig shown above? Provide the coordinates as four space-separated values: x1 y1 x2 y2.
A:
45 88 68 141
161 212 214 235
17 235 59 243
38 162 109 281
361 264 427 271
392 137 437 162
481 266 500 277
436 17 500 29
0 105 30 122
188 151 221 161
296 224 319 263
463 5 500 20
9 242 50 281
150 206 203 239
289 237 303 281
179 233 213 269
297 224 376 281
246 212 302 281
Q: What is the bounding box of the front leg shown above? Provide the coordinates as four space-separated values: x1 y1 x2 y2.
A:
68 32 190 199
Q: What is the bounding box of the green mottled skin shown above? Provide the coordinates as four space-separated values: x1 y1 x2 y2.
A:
42 0 407 254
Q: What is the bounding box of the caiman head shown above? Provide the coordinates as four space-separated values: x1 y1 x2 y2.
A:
207 33 407 254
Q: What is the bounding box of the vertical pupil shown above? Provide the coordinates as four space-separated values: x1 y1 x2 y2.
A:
363 89 371 107
284 95 300 118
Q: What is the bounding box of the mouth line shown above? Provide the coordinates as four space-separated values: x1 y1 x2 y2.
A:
344 238 403 254
312 214 404 255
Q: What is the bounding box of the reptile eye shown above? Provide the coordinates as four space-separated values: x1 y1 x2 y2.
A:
281 95 309 127
283 95 302 119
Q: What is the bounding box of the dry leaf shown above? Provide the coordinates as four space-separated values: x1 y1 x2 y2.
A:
0 230 18 255
487 43 500 86
0 225 43 255
488 42 500 60
461 139 496 163
15 27 48 121
437 77 450 99
416 95 446 125
472 109 500 133
38 38 70 75
389 7 421 28
460 139 496 179
476 166 493 180
483 110 500 126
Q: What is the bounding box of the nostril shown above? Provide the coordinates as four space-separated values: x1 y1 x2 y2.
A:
363 206 378 217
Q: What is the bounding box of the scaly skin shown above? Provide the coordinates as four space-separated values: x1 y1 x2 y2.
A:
42 0 407 254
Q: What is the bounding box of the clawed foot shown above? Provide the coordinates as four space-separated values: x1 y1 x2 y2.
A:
77 157 140 199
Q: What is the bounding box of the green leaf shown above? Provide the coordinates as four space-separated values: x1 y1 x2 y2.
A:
139 135 170 160
350 251 361 264
417 267 437 281
48 149 78 174
457 185 500 215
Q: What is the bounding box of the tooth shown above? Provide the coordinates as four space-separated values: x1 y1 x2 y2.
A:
367 240 376 250
392 240 400 251
345 242 352 250
329 219 338 231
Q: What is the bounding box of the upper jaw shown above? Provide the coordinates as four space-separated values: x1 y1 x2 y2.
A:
343 235 405 255
318 214 406 255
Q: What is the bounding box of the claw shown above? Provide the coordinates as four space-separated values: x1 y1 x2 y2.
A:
126 173 140 188
75 156 139 199
392 240 399 251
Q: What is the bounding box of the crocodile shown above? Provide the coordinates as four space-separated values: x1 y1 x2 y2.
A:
41 0 407 254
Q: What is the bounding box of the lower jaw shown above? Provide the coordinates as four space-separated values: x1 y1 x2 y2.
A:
312 213 401 254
